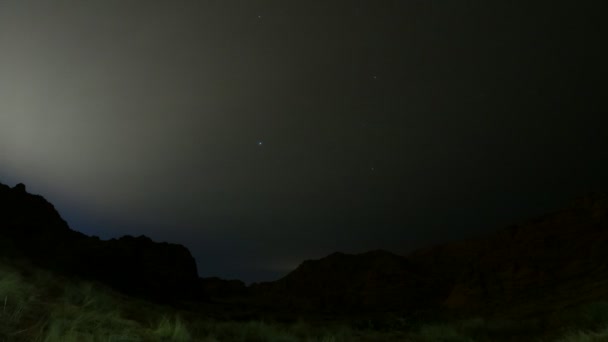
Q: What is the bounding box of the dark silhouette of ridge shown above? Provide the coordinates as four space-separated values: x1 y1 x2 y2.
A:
250 193 608 317
250 249 447 313
3 180 608 318
401 193 608 318
0 181 200 302
438 192 608 317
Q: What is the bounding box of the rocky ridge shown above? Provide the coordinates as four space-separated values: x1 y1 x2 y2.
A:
0 182 200 301
4 180 608 317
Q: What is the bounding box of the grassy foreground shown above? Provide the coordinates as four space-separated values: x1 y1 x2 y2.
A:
2 258 608 341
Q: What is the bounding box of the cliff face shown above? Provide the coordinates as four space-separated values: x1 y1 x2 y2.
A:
0 182 200 301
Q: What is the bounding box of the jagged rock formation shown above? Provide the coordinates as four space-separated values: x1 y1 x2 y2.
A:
77 235 200 300
0 182 85 260
0 181 200 301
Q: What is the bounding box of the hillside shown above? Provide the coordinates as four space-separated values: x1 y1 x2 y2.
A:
252 192 608 320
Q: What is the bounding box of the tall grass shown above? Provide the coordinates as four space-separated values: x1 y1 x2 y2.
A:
154 316 191 341
0 262 43 340
0 260 359 341
5 258 608 341
556 327 608 342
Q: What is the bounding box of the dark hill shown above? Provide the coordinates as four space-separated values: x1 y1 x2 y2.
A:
251 250 447 312
0 182 200 302
439 192 608 317
250 193 608 318
4 180 608 319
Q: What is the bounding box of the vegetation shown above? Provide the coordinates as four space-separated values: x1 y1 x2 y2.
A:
3 258 608 341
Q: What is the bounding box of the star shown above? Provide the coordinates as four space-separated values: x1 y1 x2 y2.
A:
257 15 262 19
257 141 263 146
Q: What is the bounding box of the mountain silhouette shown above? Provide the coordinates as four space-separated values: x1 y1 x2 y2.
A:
251 250 446 313
252 192 608 317
3 180 608 318
439 192 608 317
0 181 200 302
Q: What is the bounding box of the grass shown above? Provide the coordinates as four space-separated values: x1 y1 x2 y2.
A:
3 258 608 341
154 316 192 341
0 259 364 342
556 328 608 342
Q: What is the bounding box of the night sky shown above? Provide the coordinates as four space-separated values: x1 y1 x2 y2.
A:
1 1 607 283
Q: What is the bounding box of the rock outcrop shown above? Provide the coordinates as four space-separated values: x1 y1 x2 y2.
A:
77 235 200 300
0 181 200 302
